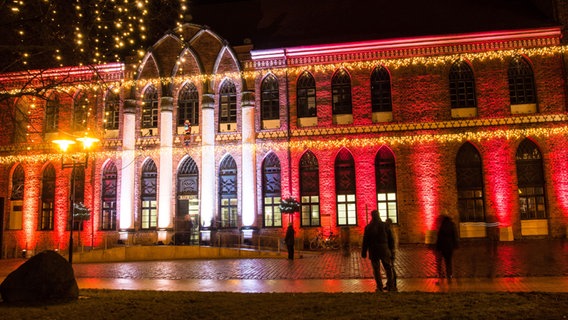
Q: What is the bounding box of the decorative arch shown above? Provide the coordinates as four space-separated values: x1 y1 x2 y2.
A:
262 152 282 227
177 82 199 126
335 148 357 226
331 69 352 115
260 74 280 122
456 142 485 223
101 161 118 230
40 163 56 230
175 156 200 245
449 60 477 109
218 155 238 228
375 146 398 223
296 71 316 118
508 55 536 105
371 65 392 113
141 159 158 229
141 84 159 129
104 88 120 130
516 138 547 220
299 150 320 227
8 164 25 230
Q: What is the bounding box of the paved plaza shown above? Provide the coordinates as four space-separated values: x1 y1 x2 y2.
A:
1 239 567 293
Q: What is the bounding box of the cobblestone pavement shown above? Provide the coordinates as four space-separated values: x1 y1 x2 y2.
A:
67 239 568 280
1 239 567 281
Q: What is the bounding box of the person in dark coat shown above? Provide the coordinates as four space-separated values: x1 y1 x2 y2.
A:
361 210 396 292
435 214 459 282
284 223 295 260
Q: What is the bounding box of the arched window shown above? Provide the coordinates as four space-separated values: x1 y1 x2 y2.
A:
11 164 24 201
516 139 547 220
371 66 392 113
141 160 158 229
8 164 25 229
101 161 118 230
178 83 199 126
176 156 199 244
331 69 352 115
104 89 120 130
262 153 281 227
335 148 356 226
449 60 476 109
375 147 398 223
219 80 237 125
73 91 89 131
71 166 86 231
142 85 159 129
45 93 59 133
297 71 316 118
300 151 320 227
456 143 485 222
219 156 238 228
40 164 56 230
261 74 280 121
508 56 536 105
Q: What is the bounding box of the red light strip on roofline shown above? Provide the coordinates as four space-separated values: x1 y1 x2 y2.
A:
251 27 562 60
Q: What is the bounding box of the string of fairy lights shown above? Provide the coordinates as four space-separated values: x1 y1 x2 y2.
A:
3 43 568 96
9 0 188 67
1 124 567 165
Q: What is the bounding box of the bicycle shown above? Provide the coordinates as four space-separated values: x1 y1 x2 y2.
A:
309 231 340 250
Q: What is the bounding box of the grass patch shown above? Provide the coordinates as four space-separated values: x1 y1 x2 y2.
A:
1 290 567 319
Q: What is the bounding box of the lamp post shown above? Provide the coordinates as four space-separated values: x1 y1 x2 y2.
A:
53 133 99 264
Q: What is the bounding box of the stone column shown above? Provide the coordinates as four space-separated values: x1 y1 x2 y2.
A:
157 96 174 242
119 99 137 239
200 93 216 241
241 91 256 228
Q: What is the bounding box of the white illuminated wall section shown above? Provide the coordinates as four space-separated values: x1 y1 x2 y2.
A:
200 95 216 228
241 93 256 226
120 101 136 229
158 97 173 229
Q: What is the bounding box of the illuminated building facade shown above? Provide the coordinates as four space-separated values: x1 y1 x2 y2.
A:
2 3 568 257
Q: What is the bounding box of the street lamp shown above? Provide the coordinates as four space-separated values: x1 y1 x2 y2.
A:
53 133 99 264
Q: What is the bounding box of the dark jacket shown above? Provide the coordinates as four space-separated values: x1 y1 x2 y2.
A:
361 219 393 261
436 216 458 253
285 226 295 246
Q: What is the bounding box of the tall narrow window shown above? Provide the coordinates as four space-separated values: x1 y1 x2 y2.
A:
178 83 199 126
142 85 159 129
9 164 25 230
104 89 120 130
219 80 237 125
176 156 199 244
73 91 89 131
219 156 238 228
141 160 158 229
261 74 280 121
516 139 547 220
45 94 59 133
456 143 485 222
262 153 281 227
11 164 24 201
101 161 118 230
335 148 357 226
297 71 316 118
71 166 85 231
40 164 56 230
508 56 536 105
300 151 320 227
375 147 398 223
449 60 476 109
331 69 352 115
371 66 392 113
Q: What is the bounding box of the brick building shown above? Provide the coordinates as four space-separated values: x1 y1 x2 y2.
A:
2 0 568 258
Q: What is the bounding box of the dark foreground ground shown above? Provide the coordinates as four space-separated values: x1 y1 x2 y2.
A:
1 290 567 320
